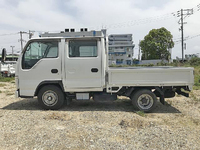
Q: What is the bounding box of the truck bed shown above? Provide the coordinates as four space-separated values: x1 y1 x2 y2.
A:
107 67 194 91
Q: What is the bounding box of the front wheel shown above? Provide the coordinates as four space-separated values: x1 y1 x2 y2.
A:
131 89 157 113
38 85 64 110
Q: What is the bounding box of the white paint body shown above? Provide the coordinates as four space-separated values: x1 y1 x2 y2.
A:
107 67 194 93
15 31 194 97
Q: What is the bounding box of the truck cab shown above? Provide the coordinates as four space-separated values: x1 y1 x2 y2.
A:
15 30 194 112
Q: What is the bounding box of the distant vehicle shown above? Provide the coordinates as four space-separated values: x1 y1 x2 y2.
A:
0 49 17 77
0 61 16 77
0 55 19 61
15 29 194 112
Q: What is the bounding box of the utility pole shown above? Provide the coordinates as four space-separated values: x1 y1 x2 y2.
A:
10 46 15 61
19 30 34 51
138 40 141 60
177 9 193 61
19 31 23 51
181 9 184 62
19 31 28 51
28 30 35 39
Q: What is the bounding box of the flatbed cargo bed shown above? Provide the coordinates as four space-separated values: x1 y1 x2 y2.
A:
107 67 194 91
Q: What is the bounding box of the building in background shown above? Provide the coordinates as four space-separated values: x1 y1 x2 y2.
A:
185 53 200 60
108 34 135 65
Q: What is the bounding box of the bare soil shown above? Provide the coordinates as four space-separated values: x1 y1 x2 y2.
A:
0 82 200 150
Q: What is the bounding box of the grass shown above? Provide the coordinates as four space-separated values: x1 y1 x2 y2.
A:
136 111 146 117
44 113 70 121
193 66 200 90
119 118 148 129
6 91 14 96
11 81 15 84
0 83 6 87
190 92 200 102
0 76 15 82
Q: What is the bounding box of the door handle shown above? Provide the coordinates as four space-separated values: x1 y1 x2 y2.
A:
51 69 58 73
91 68 98 73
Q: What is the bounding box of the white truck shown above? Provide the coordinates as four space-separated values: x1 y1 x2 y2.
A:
0 61 16 77
15 30 194 112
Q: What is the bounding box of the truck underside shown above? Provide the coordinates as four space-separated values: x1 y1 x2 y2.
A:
25 79 191 112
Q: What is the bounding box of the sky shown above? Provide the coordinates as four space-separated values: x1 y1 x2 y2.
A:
0 0 200 59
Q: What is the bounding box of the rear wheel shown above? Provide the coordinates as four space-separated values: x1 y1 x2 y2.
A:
38 85 64 110
131 89 157 112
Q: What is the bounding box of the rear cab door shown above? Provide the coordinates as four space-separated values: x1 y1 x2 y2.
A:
63 38 103 92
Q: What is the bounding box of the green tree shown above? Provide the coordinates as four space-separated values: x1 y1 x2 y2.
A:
140 27 174 60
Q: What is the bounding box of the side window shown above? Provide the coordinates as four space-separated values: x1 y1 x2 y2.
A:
22 41 58 69
69 40 97 57
46 47 58 58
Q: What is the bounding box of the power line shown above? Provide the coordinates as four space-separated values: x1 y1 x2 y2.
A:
0 32 18 36
105 13 176 29
186 34 200 40
103 3 200 30
173 33 200 45
0 41 19 45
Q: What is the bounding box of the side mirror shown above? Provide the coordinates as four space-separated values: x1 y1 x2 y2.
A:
1 48 6 63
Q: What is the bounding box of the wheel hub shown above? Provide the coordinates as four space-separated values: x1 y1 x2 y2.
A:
47 96 52 101
141 97 149 105
138 94 153 110
42 90 58 106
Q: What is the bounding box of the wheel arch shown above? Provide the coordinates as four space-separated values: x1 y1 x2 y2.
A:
117 86 155 98
34 80 64 96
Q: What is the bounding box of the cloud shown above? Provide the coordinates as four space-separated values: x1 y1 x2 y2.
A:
0 0 199 58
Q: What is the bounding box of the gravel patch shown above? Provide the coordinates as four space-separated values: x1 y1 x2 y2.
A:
0 82 200 149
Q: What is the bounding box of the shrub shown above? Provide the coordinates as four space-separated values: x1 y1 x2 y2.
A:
189 57 200 66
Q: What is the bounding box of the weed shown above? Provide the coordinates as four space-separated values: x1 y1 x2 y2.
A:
136 111 146 117
0 77 15 82
0 90 2 93
44 113 70 121
119 118 148 129
190 92 200 102
193 66 200 88
0 83 6 87
6 91 13 96
193 86 200 90
176 94 182 97
189 57 200 66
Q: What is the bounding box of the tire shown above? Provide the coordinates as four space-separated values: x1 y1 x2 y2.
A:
38 85 64 110
131 89 157 113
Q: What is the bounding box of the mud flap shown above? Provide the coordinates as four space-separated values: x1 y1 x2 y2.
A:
155 87 165 105
176 89 189 97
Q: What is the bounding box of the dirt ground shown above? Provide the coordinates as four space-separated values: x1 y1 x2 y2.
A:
0 82 200 150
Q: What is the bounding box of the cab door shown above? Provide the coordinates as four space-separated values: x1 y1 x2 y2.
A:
64 39 102 91
18 40 61 96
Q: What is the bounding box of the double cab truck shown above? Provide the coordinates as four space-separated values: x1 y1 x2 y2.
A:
15 30 194 112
